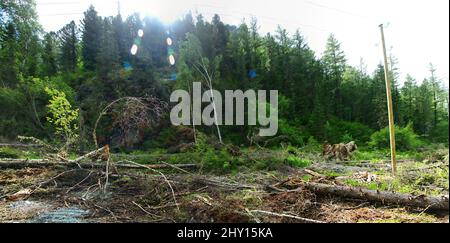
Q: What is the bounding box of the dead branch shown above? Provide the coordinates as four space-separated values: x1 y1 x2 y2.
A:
304 169 325 178
0 159 198 171
250 210 325 223
92 96 167 149
160 161 192 174
192 177 257 191
1 169 84 201
121 160 180 212
72 146 107 163
17 136 58 152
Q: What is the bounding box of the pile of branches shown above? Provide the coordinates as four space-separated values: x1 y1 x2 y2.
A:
93 96 168 149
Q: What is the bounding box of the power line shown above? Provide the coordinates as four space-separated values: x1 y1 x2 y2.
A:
36 1 81 5
193 4 331 33
303 0 370 20
40 12 84 17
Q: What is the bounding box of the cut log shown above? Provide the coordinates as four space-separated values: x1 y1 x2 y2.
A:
0 159 198 171
0 143 43 148
303 182 449 211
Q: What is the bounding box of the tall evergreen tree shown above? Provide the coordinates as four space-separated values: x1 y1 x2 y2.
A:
97 17 120 80
41 32 58 77
371 65 389 129
81 5 101 71
0 23 19 87
322 34 346 118
59 21 78 72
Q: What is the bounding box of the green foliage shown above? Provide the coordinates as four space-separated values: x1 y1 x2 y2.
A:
351 150 388 162
59 21 78 72
201 148 237 172
369 123 424 151
81 5 102 71
0 147 21 158
1 2 448 158
278 119 309 146
325 119 374 144
44 87 79 142
430 121 449 144
285 156 311 168
41 32 58 77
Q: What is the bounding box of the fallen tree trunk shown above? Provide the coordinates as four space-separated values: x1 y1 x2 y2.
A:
0 143 43 148
303 182 449 211
0 159 198 171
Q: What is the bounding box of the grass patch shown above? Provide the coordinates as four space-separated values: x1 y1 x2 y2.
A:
285 156 311 168
0 147 22 158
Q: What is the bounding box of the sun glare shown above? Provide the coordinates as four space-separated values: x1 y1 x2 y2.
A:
130 0 186 24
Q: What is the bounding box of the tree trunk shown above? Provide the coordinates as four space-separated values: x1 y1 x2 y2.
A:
304 182 449 211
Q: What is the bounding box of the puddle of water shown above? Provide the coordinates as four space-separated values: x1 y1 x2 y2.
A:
30 207 89 223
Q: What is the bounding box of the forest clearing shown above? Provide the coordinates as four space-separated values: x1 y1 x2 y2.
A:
0 137 448 223
1 0 449 225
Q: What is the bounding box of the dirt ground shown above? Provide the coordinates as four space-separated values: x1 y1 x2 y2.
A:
0 162 448 223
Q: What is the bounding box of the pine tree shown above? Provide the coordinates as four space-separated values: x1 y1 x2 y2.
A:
400 74 417 125
81 5 101 71
371 65 389 129
41 32 58 77
59 21 78 72
322 34 347 118
112 14 127 65
172 12 195 43
97 17 120 79
0 23 19 87
211 14 229 58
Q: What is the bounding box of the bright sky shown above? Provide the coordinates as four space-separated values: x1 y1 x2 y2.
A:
36 0 449 86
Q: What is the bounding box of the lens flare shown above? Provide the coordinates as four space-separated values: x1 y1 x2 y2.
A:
131 44 138 55
138 29 144 37
169 55 175 65
166 37 173 46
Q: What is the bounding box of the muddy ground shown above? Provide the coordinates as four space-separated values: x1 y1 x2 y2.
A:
1 160 448 223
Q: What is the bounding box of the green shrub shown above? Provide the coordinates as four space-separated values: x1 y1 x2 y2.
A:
278 119 310 146
252 155 285 171
201 149 235 172
430 121 449 144
324 119 374 144
369 123 424 151
285 156 311 168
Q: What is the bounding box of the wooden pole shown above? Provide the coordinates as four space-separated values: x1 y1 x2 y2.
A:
379 24 397 175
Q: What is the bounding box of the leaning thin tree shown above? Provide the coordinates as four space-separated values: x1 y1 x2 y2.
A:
179 33 223 144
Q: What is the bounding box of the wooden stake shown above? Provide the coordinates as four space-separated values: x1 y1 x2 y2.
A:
379 24 397 175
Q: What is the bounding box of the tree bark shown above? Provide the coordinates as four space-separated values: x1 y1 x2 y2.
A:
304 182 449 211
